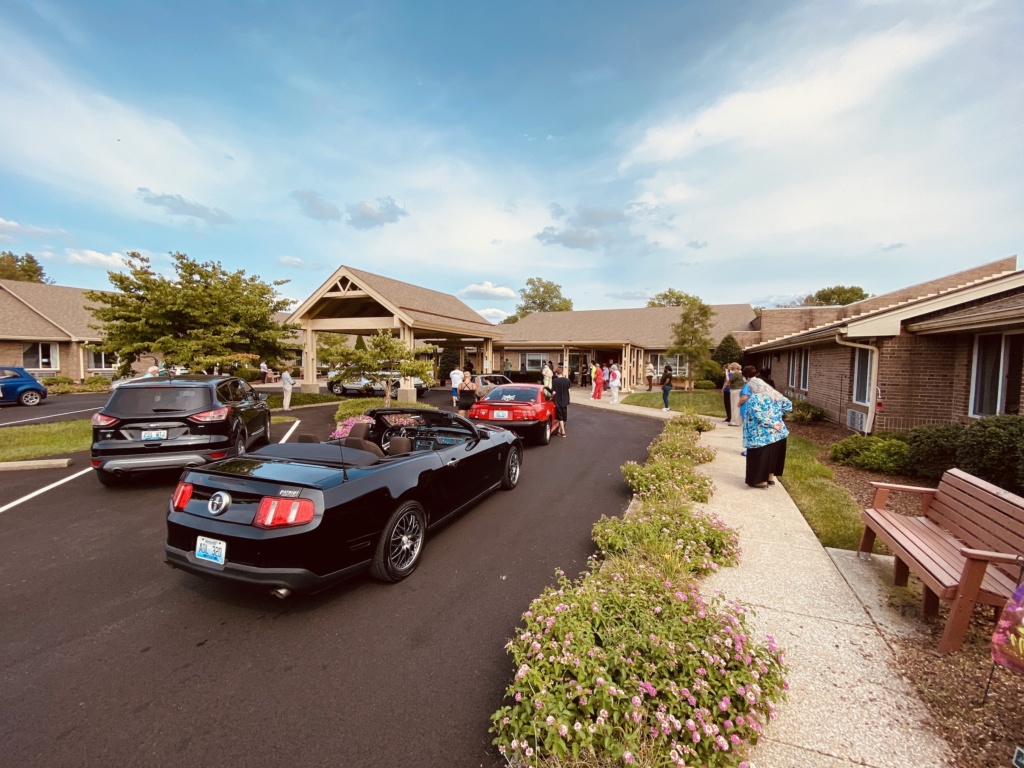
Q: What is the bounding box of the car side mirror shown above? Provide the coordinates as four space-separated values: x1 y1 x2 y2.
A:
256 392 268 401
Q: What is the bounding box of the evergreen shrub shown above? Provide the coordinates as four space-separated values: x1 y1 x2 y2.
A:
956 415 1024 495
694 379 716 390
787 401 826 423
905 423 964 481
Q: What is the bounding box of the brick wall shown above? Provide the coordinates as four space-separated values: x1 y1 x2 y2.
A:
871 334 969 431
758 307 841 344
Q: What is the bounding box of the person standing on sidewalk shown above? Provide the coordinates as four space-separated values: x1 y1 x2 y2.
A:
259 360 269 384
660 365 673 411
609 364 622 403
450 366 464 408
552 367 571 436
542 361 553 389
742 377 792 488
727 363 744 426
280 368 295 411
645 360 655 391
592 364 605 399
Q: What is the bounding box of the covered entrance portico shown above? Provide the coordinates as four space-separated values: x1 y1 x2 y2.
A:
286 266 503 399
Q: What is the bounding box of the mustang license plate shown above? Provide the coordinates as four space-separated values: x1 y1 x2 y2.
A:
141 429 167 440
195 536 226 566
493 410 508 419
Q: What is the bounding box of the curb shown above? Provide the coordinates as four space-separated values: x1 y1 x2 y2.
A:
0 458 74 471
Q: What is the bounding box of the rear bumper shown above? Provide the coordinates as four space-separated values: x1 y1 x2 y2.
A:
469 418 542 433
92 451 222 474
165 544 364 592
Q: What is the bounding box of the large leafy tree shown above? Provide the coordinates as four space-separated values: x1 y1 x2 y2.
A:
502 277 573 323
646 288 690 307
666 293 716 386
712 333 744 367
781 285 870 307
346 330 436 407
316 332 353 370
0 251 53 283
85 251 296 376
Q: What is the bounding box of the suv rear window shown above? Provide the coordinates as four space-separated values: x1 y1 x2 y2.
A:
107 386 214 415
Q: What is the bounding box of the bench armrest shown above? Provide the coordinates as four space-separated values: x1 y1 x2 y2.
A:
959 547 1024 568
869 481 937 512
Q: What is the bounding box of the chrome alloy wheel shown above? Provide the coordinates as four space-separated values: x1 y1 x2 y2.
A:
388 509 424 571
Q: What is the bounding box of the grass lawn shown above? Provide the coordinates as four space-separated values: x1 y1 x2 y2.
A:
0 415 298 463
621 389 725 418
780 434 866 551
0 420 94 462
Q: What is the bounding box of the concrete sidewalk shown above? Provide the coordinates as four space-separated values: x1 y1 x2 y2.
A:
571 390 953 768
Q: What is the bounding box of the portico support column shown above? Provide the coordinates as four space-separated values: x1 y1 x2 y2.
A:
300 325 319 393
396 323 417 403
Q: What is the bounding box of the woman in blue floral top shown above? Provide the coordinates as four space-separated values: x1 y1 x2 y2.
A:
742 377 792 488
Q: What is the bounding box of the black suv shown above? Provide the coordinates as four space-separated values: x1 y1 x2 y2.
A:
91 375 271 486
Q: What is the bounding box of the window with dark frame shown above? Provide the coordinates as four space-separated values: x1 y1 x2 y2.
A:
852 347 871 405
972 332 1024 417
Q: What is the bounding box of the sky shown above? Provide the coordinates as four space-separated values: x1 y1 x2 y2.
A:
1 0 1022 323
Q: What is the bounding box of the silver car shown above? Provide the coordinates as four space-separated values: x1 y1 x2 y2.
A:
327 371 426 398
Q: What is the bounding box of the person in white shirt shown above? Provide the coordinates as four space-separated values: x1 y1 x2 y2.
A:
450 367 464 407
280 369 295 410
609 364 622 403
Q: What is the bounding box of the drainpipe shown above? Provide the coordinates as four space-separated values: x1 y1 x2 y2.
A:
834 335 879 434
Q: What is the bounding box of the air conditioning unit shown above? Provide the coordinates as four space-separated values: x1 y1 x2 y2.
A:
846 409 866 432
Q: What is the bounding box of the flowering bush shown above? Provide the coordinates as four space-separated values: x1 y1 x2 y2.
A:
622 459 716 504
330 415 374 439
593 500 740 579
491 563 787 767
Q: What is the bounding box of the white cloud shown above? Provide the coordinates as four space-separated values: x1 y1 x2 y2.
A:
276 255 324 271
458 281 516 300
0 216 61 240
62 249 124 268
475 307 508 323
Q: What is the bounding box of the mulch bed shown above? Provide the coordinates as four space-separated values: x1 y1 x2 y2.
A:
786 421 1024 768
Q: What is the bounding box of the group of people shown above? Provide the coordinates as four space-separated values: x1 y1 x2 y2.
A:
721 363 792 489
588 361 623 403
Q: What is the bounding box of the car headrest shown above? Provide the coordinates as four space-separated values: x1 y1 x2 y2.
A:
386 436 413 456
348 422 371 440
344 437 384 458
297 433 320 443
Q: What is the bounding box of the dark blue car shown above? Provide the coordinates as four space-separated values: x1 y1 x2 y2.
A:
0 367 48 407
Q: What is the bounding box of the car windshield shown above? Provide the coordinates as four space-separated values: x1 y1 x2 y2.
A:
482 386 537 403
107 386 213 414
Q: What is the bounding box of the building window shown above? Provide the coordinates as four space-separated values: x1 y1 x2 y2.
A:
524 353 545 371
799 348 810 390
787 350 797 388
654 354 682 376
971 333 1024 417
23 342 59 370
852 347 871 405
89 349 116 369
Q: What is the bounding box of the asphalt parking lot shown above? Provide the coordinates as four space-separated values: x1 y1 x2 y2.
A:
0 395 662 767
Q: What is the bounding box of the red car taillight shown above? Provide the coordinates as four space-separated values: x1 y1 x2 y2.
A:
188 407 230 423
92 412 118 427
172 482 193 511
253 497 315 528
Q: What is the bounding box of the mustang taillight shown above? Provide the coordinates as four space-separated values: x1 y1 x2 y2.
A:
188 407 230 423
172 482 193 511
92 412 118 427
253 497 315 528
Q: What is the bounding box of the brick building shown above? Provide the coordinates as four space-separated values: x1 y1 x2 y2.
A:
746 257 1024 433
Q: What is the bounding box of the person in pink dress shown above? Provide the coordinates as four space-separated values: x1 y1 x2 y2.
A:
592 364 605 399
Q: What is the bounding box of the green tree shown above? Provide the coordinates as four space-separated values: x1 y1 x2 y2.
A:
346 330 436 407
85 251 296 376
354 335 367 350
712 333 744 367
316 332 353 370
0 252 53 283
646 288 690 307
808 285 870 306
666 293 716 386
506 277 573 321
438 347 461 379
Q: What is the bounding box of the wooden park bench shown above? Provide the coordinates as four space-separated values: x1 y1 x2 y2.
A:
857 468 1024 654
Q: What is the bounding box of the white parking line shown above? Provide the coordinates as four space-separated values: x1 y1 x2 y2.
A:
278 419 300 443
2 407 102 427
1 418 302 515
0 468 93 515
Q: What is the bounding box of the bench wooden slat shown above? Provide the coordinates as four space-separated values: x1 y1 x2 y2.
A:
858 469 1024 653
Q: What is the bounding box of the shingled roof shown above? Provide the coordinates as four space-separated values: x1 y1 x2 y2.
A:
498 304 757 348
0 279 104 341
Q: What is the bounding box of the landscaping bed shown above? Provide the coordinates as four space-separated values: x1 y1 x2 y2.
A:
787 420 1023 768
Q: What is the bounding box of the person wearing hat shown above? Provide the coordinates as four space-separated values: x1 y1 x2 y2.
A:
608 363 622 403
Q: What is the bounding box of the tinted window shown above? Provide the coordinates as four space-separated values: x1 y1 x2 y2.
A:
107 386 213 415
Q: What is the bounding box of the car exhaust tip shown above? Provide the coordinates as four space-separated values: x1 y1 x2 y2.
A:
271 587 292 599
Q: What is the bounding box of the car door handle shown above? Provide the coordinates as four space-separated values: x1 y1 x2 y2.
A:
447 459 459 467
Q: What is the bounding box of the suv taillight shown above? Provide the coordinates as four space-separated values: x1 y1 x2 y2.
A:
92 412 118 427
253 497 315 528
172 482 193 511
188 407 230 423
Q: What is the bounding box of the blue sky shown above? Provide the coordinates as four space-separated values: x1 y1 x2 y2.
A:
1 0 1022 322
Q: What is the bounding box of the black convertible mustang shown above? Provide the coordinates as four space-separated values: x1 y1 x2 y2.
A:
165 407 522 596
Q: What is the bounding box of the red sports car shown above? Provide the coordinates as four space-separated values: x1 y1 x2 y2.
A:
467 383 556 445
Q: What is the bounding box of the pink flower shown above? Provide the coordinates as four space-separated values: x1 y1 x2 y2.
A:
623 751 634 764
